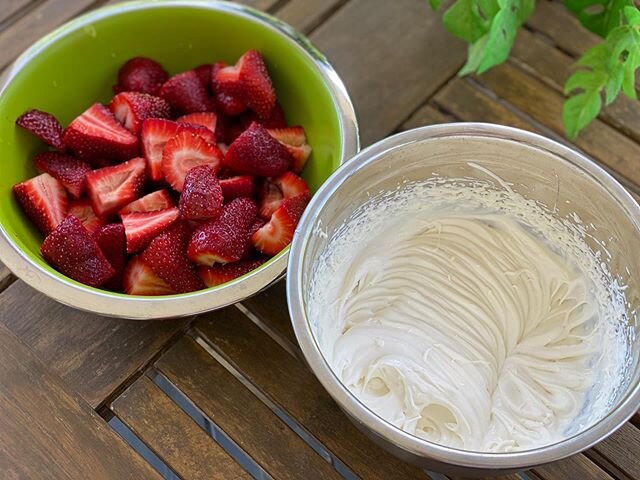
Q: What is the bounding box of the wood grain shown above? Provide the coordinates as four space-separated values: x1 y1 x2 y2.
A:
0 262 14 292
310 0 466 146
0 0 32 24
400 103 456 130
0 322 160 480
113 376 249 480
588 423 640 480
195 307 431 479
155 336 342 480
0 280 188 408
533 454 613 480
276 0 346 34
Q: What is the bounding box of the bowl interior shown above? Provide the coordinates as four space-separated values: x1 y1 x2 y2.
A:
295 128 640 468
0 1 343 296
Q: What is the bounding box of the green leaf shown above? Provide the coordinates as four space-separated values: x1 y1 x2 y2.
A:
564 69 607 94
622 47 639 98
624 5 640 25
429 0 444 11
565 0 633 37
443 0 496 43
563 91 602 139
604 65 624 102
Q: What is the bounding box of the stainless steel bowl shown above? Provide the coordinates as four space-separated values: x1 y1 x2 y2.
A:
287 123 640 475
0 1 358 320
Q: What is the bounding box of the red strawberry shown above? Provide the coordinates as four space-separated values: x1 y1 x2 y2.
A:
215 90 246 116
213 61 247 116
179 165 223 221
85 157 146 217
258 180 283 219
267 126 312 173
193 64 213 92
114 57 169 96
41 216 114 287
94 223 126 290
177 122 217 145
237 50 276 119
162 131 223 192
142 222 204 293
273 171 310 200
240 103 287 129
241 217 266 259
199 259 266 287
188 197 257 265
177 112 217 137
160 70 210 115
16 109 65 149
68 198 105 234
33 152 91 199
252 194 309 255
121 207 180 253
224 122 291 176
109 92 171 134
123 255 176 296
119 189 175 214
141 119 181 182
222 118 246 144
220 175 254 201
13 173 68 236
63 103 139 165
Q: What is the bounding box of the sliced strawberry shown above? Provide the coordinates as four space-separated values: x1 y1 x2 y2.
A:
41 216 114 287
199 259 266 287
241 217 267 259
252 194 309 255
258 180 283 219
94 223 126 290
13 173 68 236
273 171 310 200
162 131 223 192
114 57 169 96
68 198 105 234
222 118 246 144
237 50 276 119
33 152 91 199
85 157 146 217
177 112 217 138
179 165 223 221
109 92 171 134
141 119 181 182
121 207 180 253
177 122 217 145
123 255 176 295
240 103 287 129
224 122 291 176
267 126 312 173
220 175 254 201
142 222 204 293
160 70 210 115
119 189 175 214
193 64 213 93
16 109 65 149
63 103 139 165
188 197 257 266
213 61 247 116
215 91 246 116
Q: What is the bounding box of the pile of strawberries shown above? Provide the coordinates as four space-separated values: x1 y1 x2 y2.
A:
13 50 312 295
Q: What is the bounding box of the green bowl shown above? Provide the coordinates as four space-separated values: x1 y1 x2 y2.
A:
0 0 359 319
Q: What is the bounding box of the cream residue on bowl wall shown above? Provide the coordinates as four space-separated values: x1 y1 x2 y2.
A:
307 168 634 453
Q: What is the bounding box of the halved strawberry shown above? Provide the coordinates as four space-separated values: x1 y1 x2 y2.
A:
141 119 181 182
240 103 287 129
273 171 310 200
188 197 257 266
224 122 291 176
94 223 126 290
109 91 171 134
177 112 217 138
220 175 255 201
162 131 223 192
16 109 65 149
177 122 217 145
63 103 139 165
41 216 114 287
179 165 223 221
85 157 146 217
13 173 68 236
267 126 312 173
258 180 283 219
199 259 266 287
193 64 213 93
237 50 276 119
213 61 247 116
33 152 91 199
252 194 309 255
68 198 105 234
160 70 210 115
242 217 266 259
142 222 204 293
114 57 169 95
121 207 180 253
119 189 175 214
123 255 176 296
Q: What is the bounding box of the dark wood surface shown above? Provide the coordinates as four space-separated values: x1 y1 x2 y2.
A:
0 0 638 479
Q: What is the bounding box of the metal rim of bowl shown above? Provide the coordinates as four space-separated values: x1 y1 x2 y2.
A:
0 0 359 320
287 123 640 470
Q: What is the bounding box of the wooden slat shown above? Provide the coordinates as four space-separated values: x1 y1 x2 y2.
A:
276 0 345 34
451 475 522 480
401 104 456 131
533 454 613 480
112 376 249 480
587 423 640 480
310 0 466 146
0 0 32 24
473 62 640 188
155 336 342 480
194 307 431 480
241 280 298 346
0 280 188 408
0 323 160 479
0 262 13 292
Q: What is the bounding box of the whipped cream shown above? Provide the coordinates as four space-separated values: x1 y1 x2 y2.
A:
308 174 632 453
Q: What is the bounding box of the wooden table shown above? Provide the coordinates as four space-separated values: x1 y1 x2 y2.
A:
1 0 639 478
